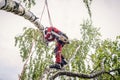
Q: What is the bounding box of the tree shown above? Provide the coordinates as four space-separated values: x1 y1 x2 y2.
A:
0 0 44 39
0 0 120 80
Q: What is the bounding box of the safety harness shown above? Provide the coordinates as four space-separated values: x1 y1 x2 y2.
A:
40 0 69 43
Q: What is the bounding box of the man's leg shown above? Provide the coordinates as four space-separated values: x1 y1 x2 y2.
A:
54 42 62 63
55 41 67 67
61 55 67 67
49 42 62 69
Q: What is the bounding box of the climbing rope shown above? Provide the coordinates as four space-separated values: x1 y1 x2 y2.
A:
40 0 53 27
39 1 46 24
45 0 53 26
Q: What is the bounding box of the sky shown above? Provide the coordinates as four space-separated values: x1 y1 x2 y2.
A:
0 0 120 80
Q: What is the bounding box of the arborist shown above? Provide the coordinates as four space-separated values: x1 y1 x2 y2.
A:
44 26 69 69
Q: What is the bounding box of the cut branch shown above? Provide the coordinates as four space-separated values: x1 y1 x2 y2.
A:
50 68 120 80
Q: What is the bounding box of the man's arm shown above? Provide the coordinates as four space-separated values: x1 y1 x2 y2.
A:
51 31 69 43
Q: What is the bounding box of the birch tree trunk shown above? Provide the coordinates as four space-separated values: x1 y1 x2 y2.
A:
0 0 44 40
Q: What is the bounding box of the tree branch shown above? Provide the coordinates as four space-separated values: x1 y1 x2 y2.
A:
19 42 34 80
0 0 45 41
40 45 81 80
50 68 120 80
63 45 80 69
68 45 80 64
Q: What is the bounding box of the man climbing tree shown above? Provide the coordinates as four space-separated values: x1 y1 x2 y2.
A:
44 26 69 69
1 0 120 80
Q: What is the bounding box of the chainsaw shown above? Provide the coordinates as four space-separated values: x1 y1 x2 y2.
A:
51 31 69 43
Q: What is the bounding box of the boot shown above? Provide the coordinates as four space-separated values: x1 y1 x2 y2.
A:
61 59 67 67
49 63 61 69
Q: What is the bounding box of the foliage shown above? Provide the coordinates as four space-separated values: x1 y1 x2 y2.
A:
14 0 120 80
20 0 36 8
83 0 93 18
15 27 52 79
91 37 120 79
15 19 120 80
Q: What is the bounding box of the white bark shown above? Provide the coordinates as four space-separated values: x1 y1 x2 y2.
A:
0 0 44 35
